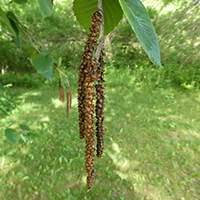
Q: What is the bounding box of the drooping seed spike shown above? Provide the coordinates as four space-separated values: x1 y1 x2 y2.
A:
78 10 103 190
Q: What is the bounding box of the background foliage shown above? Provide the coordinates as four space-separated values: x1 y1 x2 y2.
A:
0 0 200 199
0 0 199 88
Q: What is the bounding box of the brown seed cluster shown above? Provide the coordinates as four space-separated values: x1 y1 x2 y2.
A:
95 51 106 157
59 79 64 101
78 10 106 190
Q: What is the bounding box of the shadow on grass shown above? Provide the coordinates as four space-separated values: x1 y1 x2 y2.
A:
0 88 138 200
1 80 200 199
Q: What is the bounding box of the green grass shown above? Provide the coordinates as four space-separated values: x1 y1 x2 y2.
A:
0 68 200 200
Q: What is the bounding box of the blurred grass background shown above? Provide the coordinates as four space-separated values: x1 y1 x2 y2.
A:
0 0 200 199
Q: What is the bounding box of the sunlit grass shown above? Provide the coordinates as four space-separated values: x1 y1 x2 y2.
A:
0 68 200 199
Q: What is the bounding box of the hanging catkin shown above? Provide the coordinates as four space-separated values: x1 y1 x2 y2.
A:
95 50 106 157
78 10 103 190
59 79 65 101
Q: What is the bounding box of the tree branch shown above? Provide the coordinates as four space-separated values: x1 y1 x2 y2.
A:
6 14 41 53
54 66 72 111
6 13 72 117
94 0 105 61
7 14 39 46
97 0 103 10
0 121 23 133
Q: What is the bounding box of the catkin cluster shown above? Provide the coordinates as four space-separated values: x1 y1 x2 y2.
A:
95 51 105 157
77 10 105 190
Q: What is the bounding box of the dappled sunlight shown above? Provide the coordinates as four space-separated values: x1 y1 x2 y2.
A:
0 155 17 178
0 0 199 197
40 116 50 123
71 97 78 107
1 78 200 199
195 94 200 103
17 91 42 103
51 97 78 108
105 116 112 122
105 141 167 199
177 129 200 142
106 142 138 178
51 98 64 108
186 130 200 139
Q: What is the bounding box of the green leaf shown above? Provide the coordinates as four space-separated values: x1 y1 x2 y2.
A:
27 132 40 139
73 0 123 35
53 58 58 64
32 53 54 73
39 45 49 55
37 0 53 18
61 76 67 91
7 12 19 34
54 68 61 78
7 11 26 36
21 131 39 142
56 57 62 68
5 129 19 145
19 124 30 131
28 47 38 61
21 133 35 142
118 0 162 67
44 67 54 81
0 6 16 35
21 135 33 142
7 11 23 47
0 82 4 91
13 0 28 4
14 36 20 48
0 107 8 116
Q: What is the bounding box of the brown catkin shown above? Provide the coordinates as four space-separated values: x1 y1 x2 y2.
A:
84 58 97 190
78 10 102 190
95 50 106 157
59 79 65 101
78 63 86 139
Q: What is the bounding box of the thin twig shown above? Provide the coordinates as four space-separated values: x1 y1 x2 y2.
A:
7 14 72 115
6 14 41 53
54 66 67 78
0 121 23 133
66 91 70 117
7 14 39 46
0 121 10 129
97 0 103 10
7 14 69 80
54 66 72 115
94 0 104 61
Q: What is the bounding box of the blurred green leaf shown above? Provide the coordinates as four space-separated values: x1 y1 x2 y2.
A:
7 11 26 36
13 0 28 4
19 124 30 130
21 131 40 142
0 6 15 35
32 53 54 73
28 47 38 61
54 68 61 78
39 45 49 56
61 75 67 91
5 129 19 145
118 0 162 67
73 0 123 35
44 67 54 81
56 57 62 68
7 12 19 34
27 132 40 139
7 11 22 47
37 0 53 17
0 82 4 91
0 107 8 116
21 134 34 142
